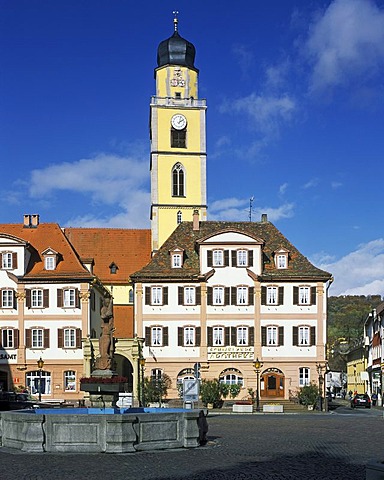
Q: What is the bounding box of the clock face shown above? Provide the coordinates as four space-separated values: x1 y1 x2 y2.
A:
171 114 187 130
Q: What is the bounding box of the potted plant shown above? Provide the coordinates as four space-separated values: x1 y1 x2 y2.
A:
80 375 128 393
298 383 319 410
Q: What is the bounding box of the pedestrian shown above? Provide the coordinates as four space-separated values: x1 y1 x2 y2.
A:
371 393 377 406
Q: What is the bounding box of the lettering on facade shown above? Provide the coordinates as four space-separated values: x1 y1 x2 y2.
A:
207 346 254 361
0 353 17 361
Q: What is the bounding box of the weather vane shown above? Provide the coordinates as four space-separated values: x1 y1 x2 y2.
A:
173 10 179 31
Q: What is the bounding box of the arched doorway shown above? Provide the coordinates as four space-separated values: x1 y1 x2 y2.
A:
114 354 133 392
261 368 285 398
0 370 8 391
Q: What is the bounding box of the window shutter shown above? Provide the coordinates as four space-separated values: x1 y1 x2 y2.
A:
261 287 266 305
58 329 64 348
12 290 16 309
249 327 254 346
196 287 201 305
293 287 299 305
293 326 298 346
57 289 63 308
12 252 17 269
178 287 183 305
207 327 213 346
75 288 80 308
207 251 212 267
25 329 31 348
278 287 284 305
145 327 151 345
207 287 212 305
224 287 230 305
44 329 50 348
162 327 168 346
261 326 267 346
145 287 151 305
195 327 201 346
0 330 3 347
0 290 3 308
163 287 168 305
311 287 317 305
278 326 284 346
14 329 19 348
231 287 236 305
248 250 253 267
224 250 229 266
76 328 82 348
43 289 49 308
310 326 316 346
178 327 183 346
26 289 31 309
249 287 254 305
231 251 237 267
224 327 230 346
230 327 236 346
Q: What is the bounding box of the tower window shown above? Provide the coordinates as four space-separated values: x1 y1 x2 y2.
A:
171 128 186 148
172 163 185 197
177 211 182 224
175 92 181 99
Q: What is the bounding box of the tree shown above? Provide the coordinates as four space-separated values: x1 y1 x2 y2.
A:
143 373 172 405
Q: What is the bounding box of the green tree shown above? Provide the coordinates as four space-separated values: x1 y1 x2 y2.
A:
143 374 172 405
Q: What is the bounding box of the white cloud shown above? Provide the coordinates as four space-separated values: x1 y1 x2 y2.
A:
314 238 384 297
279 183 288 195
305 0 384 93
232 44 254 76
302 178 319 189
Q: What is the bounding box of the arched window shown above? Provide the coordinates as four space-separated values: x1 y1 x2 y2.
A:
26 370 51 395
172 163 185 197
177 210 182 224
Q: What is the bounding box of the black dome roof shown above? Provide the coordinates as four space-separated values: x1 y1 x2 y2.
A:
157 29 197 70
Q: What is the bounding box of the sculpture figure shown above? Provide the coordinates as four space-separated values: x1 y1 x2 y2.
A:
95 295 114 370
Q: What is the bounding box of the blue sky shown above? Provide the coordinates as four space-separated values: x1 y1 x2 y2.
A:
1 0 384 297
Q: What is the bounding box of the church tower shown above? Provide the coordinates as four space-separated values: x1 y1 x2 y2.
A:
150 13 207 252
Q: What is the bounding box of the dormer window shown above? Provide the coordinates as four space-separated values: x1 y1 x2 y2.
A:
170 248 184 268
109 262 118 274
42 248 59 271
2 252 17 270
274 248 289 269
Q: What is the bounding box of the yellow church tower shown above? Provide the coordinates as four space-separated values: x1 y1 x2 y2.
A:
150 13 207 252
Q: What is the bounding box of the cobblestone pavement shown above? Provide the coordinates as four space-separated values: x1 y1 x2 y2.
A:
1 412 383 480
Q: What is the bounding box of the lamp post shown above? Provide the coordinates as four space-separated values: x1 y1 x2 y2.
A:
37 357 44 402
140 358 145 407
316 363 326 411
254 358 263 412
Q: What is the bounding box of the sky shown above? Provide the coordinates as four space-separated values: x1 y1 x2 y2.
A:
1 0 384 298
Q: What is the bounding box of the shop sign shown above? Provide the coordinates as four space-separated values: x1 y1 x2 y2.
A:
208 346 254 361
0 353 17 361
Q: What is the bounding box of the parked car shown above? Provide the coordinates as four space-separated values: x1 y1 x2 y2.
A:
0 391 37 411
350 393 371 409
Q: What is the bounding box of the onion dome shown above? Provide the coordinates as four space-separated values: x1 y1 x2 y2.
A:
157 12 197 70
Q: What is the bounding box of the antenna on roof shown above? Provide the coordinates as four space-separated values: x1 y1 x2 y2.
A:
249 196 254 222
173 10 179 31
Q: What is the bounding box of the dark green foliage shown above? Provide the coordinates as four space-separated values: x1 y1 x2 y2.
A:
298 383 319 407
143 374 171 405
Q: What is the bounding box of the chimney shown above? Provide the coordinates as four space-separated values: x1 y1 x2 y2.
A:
193 210 200 231
261 213 268 223
31 214 40 228
23 214 31 228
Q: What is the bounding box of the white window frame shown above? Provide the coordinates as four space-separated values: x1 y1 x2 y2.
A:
213 326 224 346
2 289 14 308
31 328 44 348
276 254 287 269
172 254 182 268
2 328 14 348
299 367 310 387
213 286 224 305
64 328 76 348
299 287 310 305
237 286 248 305
44 256 55 270
237 326 248 346
220 373 244 385
151 287 163 305
267 286 278 305
151 326 163 346
2 252 12 269
212 250 224 267
31 289 44 308
299 326 310 345
63 288 76 308
267 326 278 346
237 250 248 267
184 286 196 305
64 370 76 391
184 326 195 346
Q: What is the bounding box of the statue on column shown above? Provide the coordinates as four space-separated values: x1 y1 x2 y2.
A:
94 294 115 371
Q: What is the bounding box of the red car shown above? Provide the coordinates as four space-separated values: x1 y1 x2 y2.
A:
351 393 371 409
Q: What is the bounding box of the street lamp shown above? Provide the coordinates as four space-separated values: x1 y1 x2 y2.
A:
316 363 326 411
37 357 44 402
139 358 145 407
254 358 263 412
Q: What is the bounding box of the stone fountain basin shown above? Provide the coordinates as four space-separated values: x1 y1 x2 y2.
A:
0 408 202 453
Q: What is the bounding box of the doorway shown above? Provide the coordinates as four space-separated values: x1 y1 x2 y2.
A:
261 368 284 398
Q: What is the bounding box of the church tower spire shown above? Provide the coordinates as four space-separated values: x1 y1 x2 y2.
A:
150 15 207 252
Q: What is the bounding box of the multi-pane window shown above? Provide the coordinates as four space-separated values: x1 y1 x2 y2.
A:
184 287 196 305
172 254 182 268
184 327 195 346
220 373 244 385
276 254 287 269
293 286 316 306
32 328 44 348
178 326 200 347
177 210 182 224
2 329 14 348
145 287 168 306
171 129 186 149
237 326 248 346
32 289 44 308
2 289 14 308
2 252 13 269
44 256 55 270
267 286 278 305
213 326 224 346
64 371 76 391
237 250 248 266
237 287 248 305
213 287 224 305
151 326 163 346
299 287 310 305
63 289 76 307
64 328 76 348
172 163 185 196
151 287 163 305
267 326 278 346
298 326 310 345
299 367 310 387
213 250 224 266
